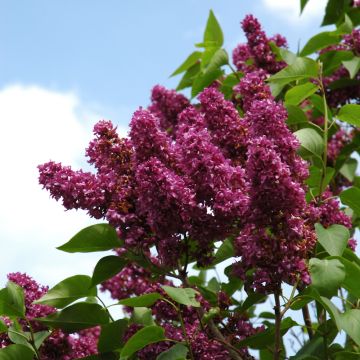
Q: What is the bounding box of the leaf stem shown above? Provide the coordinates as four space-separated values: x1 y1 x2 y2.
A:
274 292 282 360
318 62 329 197
96 295 115 322
26 319 42 360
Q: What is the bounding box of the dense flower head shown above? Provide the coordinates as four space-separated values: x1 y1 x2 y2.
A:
309 189 352 229
129 108 174 165
198 87 248 162
232 14 286 74
327 129 352 163
38 161 106 219
135 157 198 238
234 73 315 291
344 29 360 55
86 120 133 176
148 84 190 133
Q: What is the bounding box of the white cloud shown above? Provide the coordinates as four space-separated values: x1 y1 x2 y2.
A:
261 0 327 24
0 85 126 288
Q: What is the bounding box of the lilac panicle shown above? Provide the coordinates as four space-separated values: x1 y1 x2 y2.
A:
234 73 315 291
129 108 174 165
232 14 286 74
135 157 198 239
198 87 248 162
148 85 190 133
38 161 106 219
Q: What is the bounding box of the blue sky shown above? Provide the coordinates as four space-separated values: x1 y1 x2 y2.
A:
0 0 329 123
0 0 330 295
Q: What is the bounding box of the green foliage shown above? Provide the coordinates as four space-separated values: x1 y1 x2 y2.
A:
91 256 127 287
98 319 129 353
37 302 110 332
285 83 319 106
118 293 162 307
161 286 200 307
309 258 346 298
315 223 349 256
294 128 324 161
0 344 34 360
156 343 188 360
0 282 25 318
120 326 165 360
337 104 360 126
35 275 97 308
340 187 360 216
57 223 122 253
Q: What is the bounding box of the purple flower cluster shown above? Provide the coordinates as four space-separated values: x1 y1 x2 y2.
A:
1 273 98 359
234 73 315 292
39 85 250 267
148 84 190 133
232 15 287 74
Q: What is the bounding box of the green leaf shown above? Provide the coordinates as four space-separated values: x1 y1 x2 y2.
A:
300 0 310 13
191 69 223 98
91 256 127 287
330 256 360 298
176 63 201 91
120 326 165 360
320 50 353 75
37 302 109 332
292 319 338 359
309 258 345 298
334 352 360 360
306 166 334 196
335 14 354 35
236 317 298 349
220 73 241 99
315 223 349 256
35 275 97 308
0 319 7 333
300 32 340 56
131 307 155 326
203 10 223 47
205 48 228 73
340 158 358 182
7 324 30 347
57 223 122 253
340 309 360 346
342 56 360 79
340 187 360 216
0 282 25 318
161 286 200 307
119 293 162 307
268 57 319 86
309 94 332 116
294 128 324 160
0 344 34 360
98 319 129 353
337 104 360 127
285 83 319 106
241 292 266 312
291 287 342 328
322 0 347 26
157 343 188 360
212 238 234 266
171 51 201 77
34 330 51 349
286 104 308 125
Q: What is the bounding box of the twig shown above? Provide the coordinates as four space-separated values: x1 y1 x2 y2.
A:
274 292 282 360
